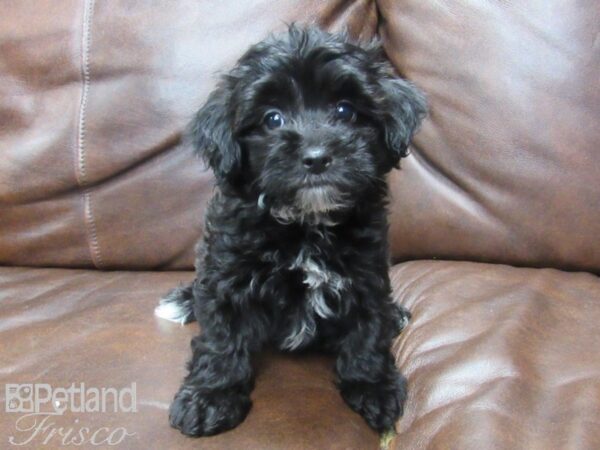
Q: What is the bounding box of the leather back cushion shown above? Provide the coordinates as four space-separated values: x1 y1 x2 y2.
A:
380 0 600 272
0 0 376 269
1 1 598 272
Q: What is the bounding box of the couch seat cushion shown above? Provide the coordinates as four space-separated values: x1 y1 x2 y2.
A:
391 261 600 450
0 267 377 449
2 261 599 449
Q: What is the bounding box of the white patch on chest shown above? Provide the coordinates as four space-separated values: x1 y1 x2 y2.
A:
280 248 350 351
290 250 349 319
281 316 316 350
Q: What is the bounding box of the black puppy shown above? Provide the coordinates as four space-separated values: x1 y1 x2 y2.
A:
155 25 426 437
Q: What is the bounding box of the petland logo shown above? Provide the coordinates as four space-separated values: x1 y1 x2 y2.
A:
5 383 137 414
5 383 137 446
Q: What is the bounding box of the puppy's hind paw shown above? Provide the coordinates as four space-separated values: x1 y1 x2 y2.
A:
169 384 252 437
154 285 196 325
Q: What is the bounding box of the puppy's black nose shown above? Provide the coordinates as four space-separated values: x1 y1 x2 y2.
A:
302 147 332 174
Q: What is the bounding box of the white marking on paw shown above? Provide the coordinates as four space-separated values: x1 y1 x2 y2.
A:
154 299 190 325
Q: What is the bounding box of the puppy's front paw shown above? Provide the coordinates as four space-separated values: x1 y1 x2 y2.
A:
339 374 407 432
169 384 252 437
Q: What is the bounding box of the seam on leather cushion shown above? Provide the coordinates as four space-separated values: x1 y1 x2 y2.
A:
76 0 103 269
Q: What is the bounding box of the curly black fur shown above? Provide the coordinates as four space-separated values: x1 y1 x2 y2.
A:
157 25 426 437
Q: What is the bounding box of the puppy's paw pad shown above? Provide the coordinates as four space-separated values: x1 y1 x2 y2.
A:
169 385 251 437
340 375 407 432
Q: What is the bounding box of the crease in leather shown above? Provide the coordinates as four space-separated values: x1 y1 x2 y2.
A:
318 0 376 40
0 271 127 332
94 131 184 188
0 130 181 207
318 0 367 29
390 261 436 305
493 1 583 62
421 365 519 415
409 146 501 233
78 131 186 198
318 0 352 26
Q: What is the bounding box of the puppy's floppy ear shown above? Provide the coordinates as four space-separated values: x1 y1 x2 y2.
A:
377 72 427 168
188 85 242 186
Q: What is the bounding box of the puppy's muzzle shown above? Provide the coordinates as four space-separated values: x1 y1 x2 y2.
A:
302 147 332 175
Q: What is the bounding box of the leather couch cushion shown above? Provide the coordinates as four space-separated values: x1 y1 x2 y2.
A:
0 0 376 270
0 267 378 449
2 262 599 449
3 1 598 274
379 0 600 273
390 261 600 449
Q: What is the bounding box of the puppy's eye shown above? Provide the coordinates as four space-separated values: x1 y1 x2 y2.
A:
263 110 285 129
334 101 357 123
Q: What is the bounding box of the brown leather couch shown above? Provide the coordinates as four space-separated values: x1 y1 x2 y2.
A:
1 1 599 449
